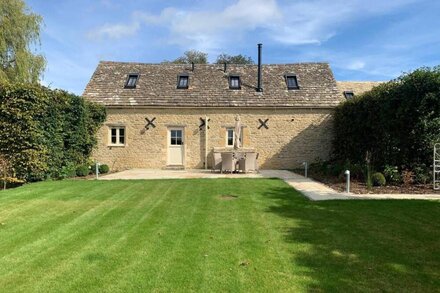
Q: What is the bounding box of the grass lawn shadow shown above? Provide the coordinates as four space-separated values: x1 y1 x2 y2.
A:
264 184 440 292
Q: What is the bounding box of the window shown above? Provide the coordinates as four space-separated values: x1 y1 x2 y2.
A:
177 74 189 89
109 126 125 146
227 129 234 146
344 91 354 99
226 128 243 147
229 75 241 89
170 130 183 145
285 75 299 90
125 74 139 88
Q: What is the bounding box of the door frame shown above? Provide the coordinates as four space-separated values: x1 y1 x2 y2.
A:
167 127 185 166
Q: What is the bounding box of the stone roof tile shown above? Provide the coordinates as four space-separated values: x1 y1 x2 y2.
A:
83 61 341 108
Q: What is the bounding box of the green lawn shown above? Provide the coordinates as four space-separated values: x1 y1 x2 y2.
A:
0 179 439 292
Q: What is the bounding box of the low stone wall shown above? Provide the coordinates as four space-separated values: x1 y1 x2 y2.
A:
92 107 334 170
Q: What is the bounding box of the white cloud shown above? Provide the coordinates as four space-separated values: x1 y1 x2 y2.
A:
86 0 419 50
347 60 366 70
87 21 140 40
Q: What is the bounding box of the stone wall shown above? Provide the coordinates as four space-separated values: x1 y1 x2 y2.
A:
93 108 334 170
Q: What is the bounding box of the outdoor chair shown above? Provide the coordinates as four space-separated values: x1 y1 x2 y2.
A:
221 152 235 173
238 152 258 173
211 152 222 172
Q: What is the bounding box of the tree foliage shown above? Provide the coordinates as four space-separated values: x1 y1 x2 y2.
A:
164 50 208 64
0 83 106 181
215 53 254 64
0 0 45 83
164 50 254 65
333 66 440 171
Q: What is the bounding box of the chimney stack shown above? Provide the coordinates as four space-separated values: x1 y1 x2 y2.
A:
257 43 263 92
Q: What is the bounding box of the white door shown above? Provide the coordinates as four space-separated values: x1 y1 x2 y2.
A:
168 128 184 165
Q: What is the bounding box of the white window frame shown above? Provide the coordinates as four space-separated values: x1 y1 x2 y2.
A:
108 126 126 146
226 128 243 147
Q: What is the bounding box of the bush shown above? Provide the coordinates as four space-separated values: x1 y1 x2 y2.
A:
0 83 106 181
99 164 109 174
413 165 430 184
326 163 345 177
58 163 76 179
401 170 415 186
75 165 90 177
383 165 401 185
372 172 386 186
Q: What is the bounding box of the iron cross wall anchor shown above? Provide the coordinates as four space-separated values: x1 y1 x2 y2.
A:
145 117 156 130
258 118 269 129
199 117 210 130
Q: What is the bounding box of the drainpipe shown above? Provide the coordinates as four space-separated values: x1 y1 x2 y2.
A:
205 115 208 169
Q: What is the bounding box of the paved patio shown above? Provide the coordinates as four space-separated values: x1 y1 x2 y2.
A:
99 169 440 201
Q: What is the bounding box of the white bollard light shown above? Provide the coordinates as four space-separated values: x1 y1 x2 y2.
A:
302 162 308 178
344 170 350 193
95 162 100 180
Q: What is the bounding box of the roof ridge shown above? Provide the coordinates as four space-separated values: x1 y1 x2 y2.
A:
98 60 330 66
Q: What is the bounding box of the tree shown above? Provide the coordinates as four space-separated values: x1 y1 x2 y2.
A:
0 0 45 83
215 53 254 64
164 50 208 64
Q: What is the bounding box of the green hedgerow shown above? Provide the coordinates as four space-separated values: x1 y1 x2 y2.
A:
332 66 440 171
0 82 106 181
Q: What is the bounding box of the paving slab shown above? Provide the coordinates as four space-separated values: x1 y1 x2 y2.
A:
100 169 440 201
99 168 263 180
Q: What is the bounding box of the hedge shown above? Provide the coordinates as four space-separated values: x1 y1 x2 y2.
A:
333 66 440 171
0 82 106 181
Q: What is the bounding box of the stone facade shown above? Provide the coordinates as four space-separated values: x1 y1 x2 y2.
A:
337 81 383 96
93 107 334 170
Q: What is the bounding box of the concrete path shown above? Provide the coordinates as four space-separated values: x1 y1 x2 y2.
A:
260 170 440 201
100 169 440 201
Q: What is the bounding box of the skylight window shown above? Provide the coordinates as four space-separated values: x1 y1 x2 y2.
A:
229 75 241 89
344 91 354 99
177 74 189 89
125 74 139 88
285 75 299 90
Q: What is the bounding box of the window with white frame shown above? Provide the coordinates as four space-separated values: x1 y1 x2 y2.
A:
226 128 243 147
109 126 125 146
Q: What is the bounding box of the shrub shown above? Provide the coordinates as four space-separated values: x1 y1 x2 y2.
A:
383 165 401 185
349 163 364 181
401 170 414 186
75 165 90 177
0 83 106 181
413 165 430 184
326 163 344 177
372 172 386 186
99 164 109 174
57 162 76 179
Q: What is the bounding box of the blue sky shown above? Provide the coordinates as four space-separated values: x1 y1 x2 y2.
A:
27 0 440 95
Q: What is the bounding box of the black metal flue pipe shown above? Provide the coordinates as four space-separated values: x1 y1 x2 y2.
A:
257 43 263 92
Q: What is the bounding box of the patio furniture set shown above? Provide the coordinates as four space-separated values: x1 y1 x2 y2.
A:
212 151 259 173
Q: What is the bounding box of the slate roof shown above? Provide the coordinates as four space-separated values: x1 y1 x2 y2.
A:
83 61 341 108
